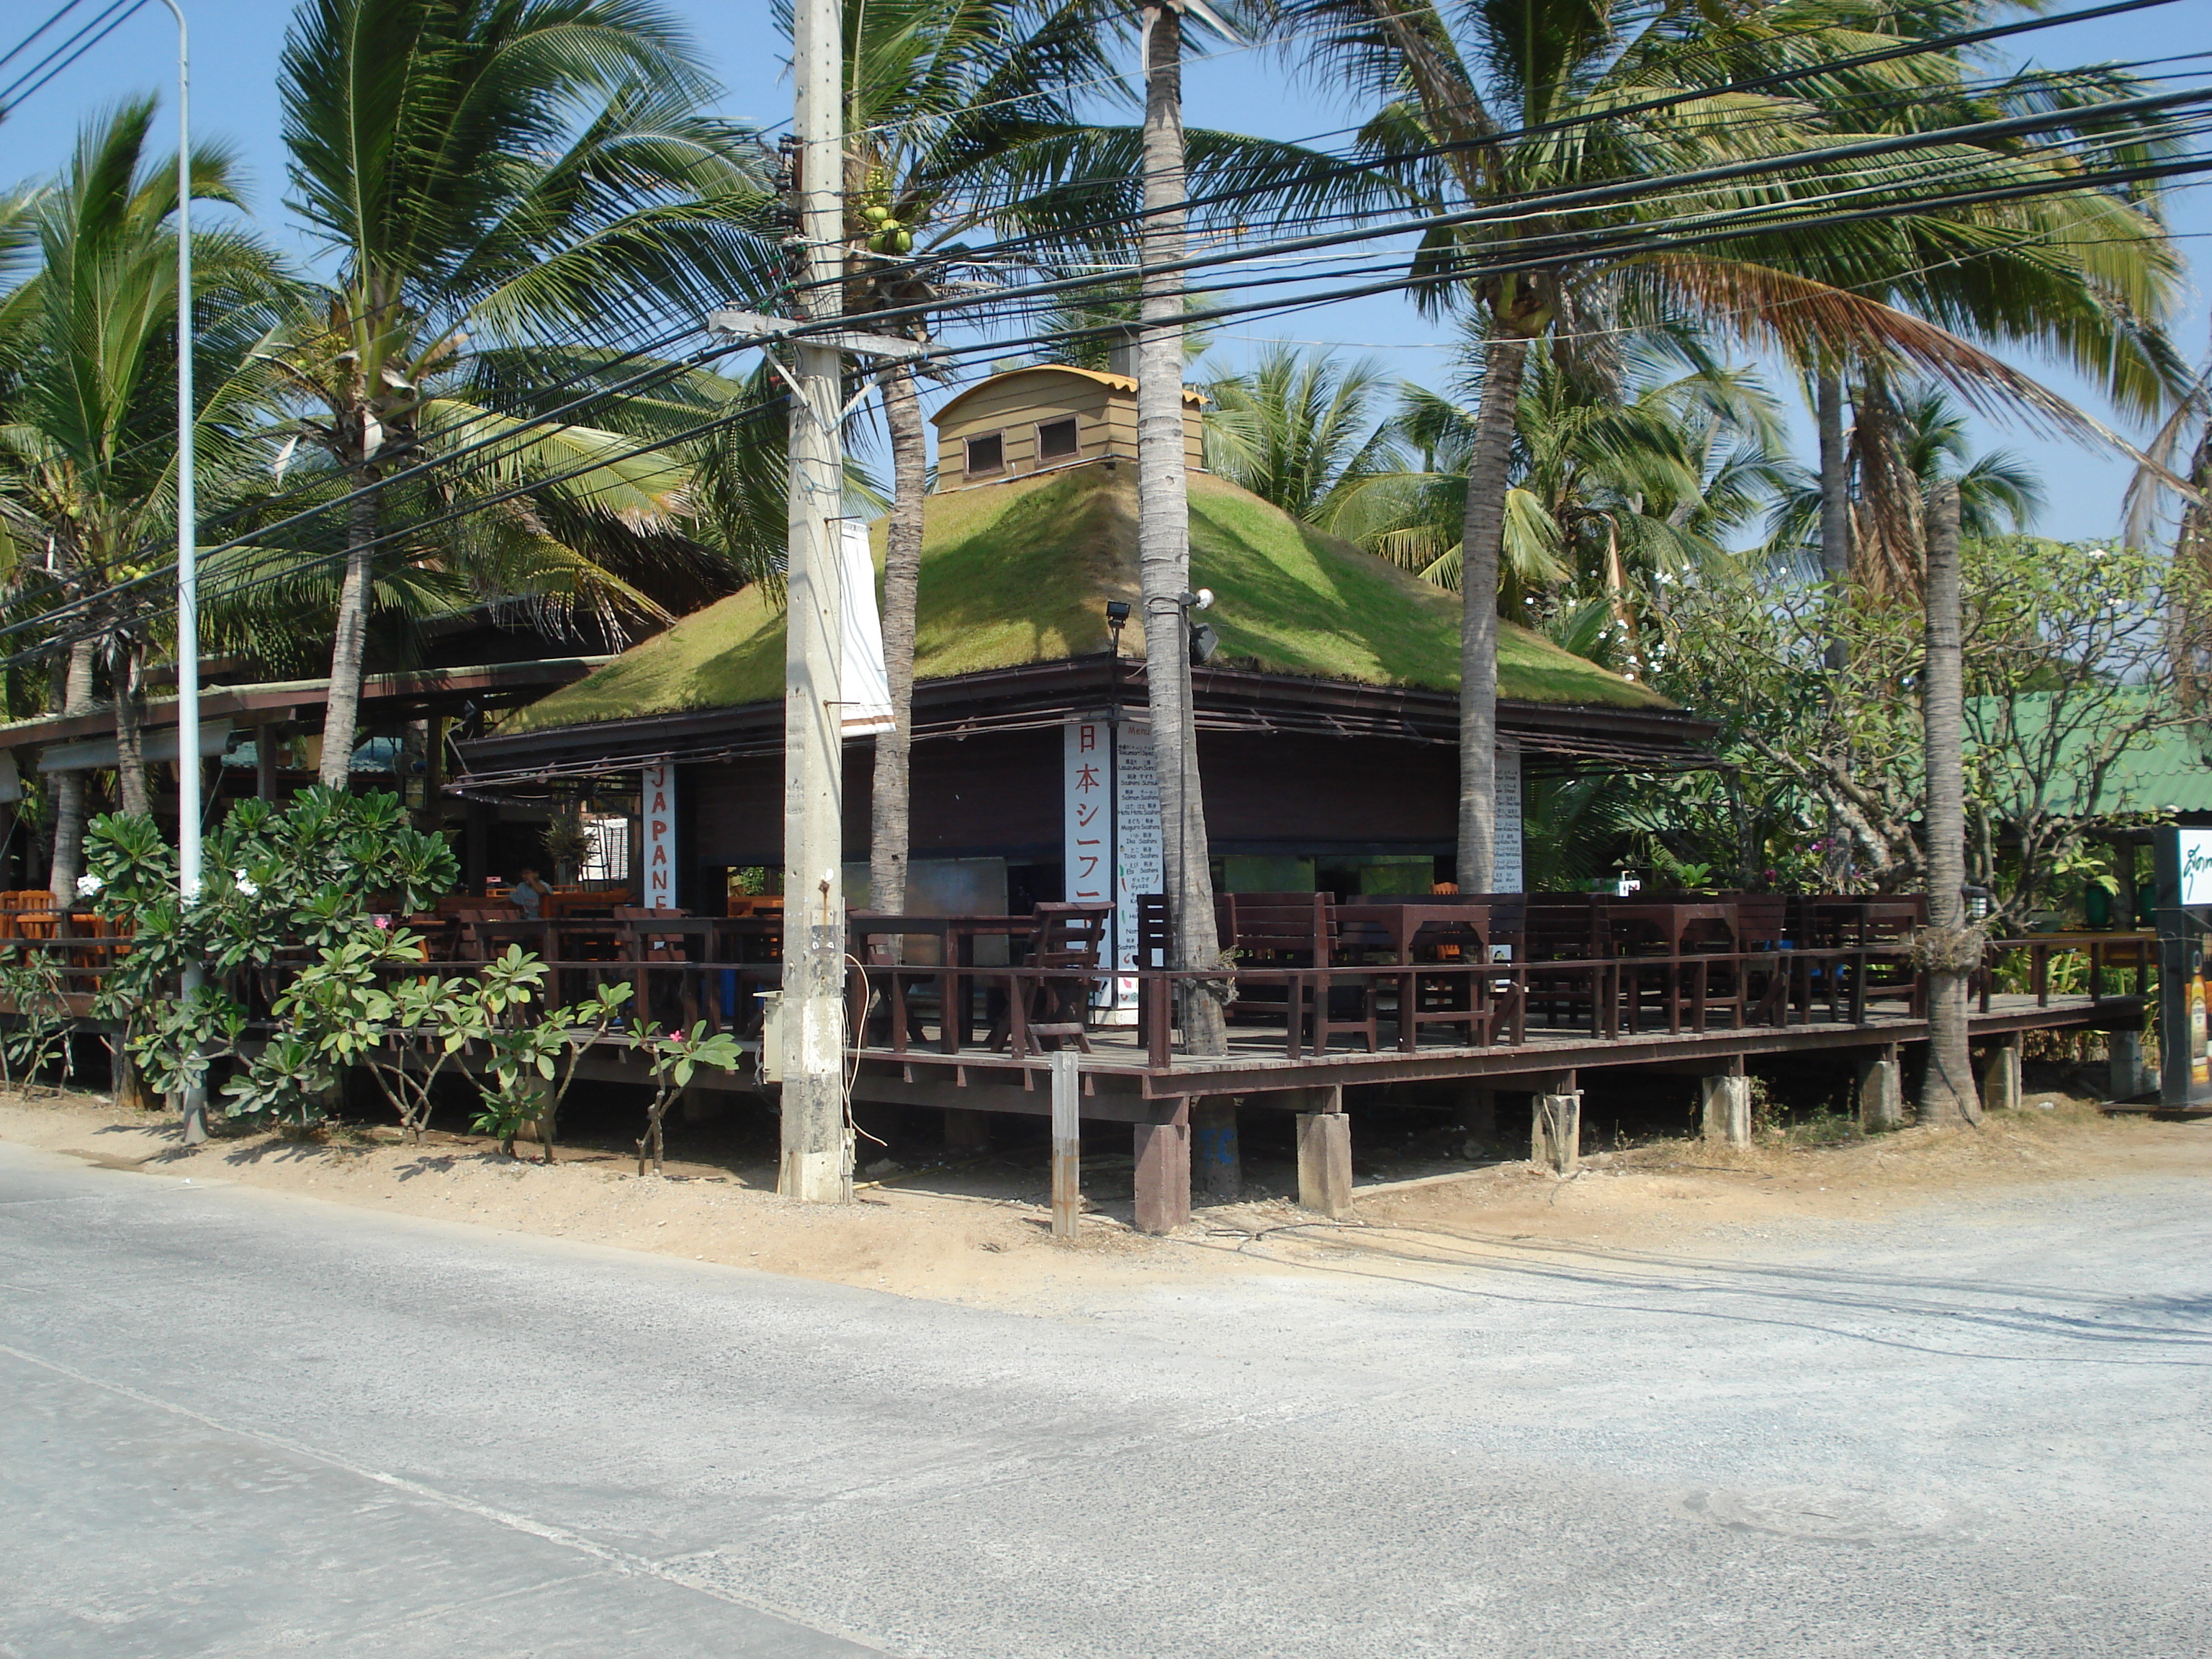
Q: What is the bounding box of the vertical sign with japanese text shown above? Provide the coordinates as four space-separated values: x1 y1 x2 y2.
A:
1064 719 1111 914
1113 724 1162 1002
1493 739 1524 894
642 762 677 908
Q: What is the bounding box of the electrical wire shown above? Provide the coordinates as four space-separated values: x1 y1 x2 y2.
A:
3 14 2203 665
18 124 2207 673
49 55 2177 639
0 0 145 111
775 0 2202 302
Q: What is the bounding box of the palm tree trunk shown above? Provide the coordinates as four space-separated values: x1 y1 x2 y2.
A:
319 481 378 788
1817 369 1851 595
47 640 98 899
114 639 150 818
1138 1 1225 1054
1917 482 1979 1125
868 361 925 917
1455 331 1529 892
1817 369 1852 886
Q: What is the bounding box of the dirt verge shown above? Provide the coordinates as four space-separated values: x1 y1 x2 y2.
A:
2 1082 2203 1310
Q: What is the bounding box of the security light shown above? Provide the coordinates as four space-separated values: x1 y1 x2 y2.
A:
1190 621 1220 665
1105 601 1131 628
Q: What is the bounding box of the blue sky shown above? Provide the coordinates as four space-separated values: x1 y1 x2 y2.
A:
4 0 2206 546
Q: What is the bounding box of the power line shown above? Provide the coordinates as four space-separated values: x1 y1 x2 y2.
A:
18 119 2206 670
0 0 145 110
779 0 2200 303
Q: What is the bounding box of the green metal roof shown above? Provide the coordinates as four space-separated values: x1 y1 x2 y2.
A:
1969 688 2212 816
504 463 1671 735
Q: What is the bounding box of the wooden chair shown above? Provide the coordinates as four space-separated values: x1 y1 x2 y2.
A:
1225 893 1380 1056
1736 896 1793 1024
1519 896 1611 1034
1002 902 1112 1056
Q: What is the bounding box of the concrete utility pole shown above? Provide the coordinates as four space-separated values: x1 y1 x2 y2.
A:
778 0 852 1204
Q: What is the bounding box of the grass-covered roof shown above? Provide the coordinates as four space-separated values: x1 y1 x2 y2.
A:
503 462 1669 734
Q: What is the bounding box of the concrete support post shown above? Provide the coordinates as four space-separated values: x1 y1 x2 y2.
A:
1532 1093 1581 1174
1856 1047 1904 1132
1295 1110 1353 1218
1133 1114 1190 1234
1982 1038 2022 1111
1192 1096 1241 1199
1701 1073 1752 1146
2108 1029 2150 1102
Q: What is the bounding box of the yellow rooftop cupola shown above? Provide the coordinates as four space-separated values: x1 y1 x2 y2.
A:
930 364 1205 490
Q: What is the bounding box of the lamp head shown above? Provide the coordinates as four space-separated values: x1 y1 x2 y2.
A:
1104 600 1131 629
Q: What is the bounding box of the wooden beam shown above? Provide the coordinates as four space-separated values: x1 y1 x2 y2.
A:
853 1070 1172 1123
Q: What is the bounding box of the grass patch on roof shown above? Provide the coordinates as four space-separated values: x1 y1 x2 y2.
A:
505 463 1665 734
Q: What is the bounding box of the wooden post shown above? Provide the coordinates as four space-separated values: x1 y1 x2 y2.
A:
1051 1049 1080 1240
1856 1045 1904 1131
1982 1038 2022 1111
1700 1056 1750 1146
464 797 491 896
1295 1108 1353 1218
1133 1109 1190 1234
1452 1078 1496 1148
943 1107 991 1154
1191 1094 1240 1199
254 723 279 802
2109 1029 2149 1101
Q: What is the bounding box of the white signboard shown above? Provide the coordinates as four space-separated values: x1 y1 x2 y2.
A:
1064 719 1112 911
1064 717 1161 1018
2180 827 2212 907
1114 724 1163 1002
1493 739 1524 894
836 519 894 737
642 762 677 908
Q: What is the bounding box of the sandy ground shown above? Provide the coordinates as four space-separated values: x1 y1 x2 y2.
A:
4 1074 2205 1312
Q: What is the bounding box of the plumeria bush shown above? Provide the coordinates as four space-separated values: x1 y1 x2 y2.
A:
81 788 458 1107
76 788 732 1157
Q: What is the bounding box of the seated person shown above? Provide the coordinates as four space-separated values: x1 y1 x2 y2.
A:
508 866 552 919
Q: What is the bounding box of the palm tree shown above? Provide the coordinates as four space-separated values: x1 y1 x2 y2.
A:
0 102 289 895
1344 332 1789 653
1200 342 1401 524
271 0 777 787
1260 0 2180 889
1768 381 2044 588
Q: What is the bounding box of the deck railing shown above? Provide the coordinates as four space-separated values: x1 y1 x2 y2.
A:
0 927 2152 1079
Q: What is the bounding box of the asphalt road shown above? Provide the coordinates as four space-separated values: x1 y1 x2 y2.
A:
4 1140 2210 1658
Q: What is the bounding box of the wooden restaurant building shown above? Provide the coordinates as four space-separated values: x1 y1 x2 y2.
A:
457 365 1712 919
451 367 2136 1227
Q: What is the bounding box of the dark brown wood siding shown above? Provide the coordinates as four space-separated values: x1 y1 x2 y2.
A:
1198 731 1455 853
682 726 1067 878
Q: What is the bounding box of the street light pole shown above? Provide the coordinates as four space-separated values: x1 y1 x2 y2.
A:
156 0 207 1145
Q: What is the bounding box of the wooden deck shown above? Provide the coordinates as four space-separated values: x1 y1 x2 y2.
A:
846 989 2136 1118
